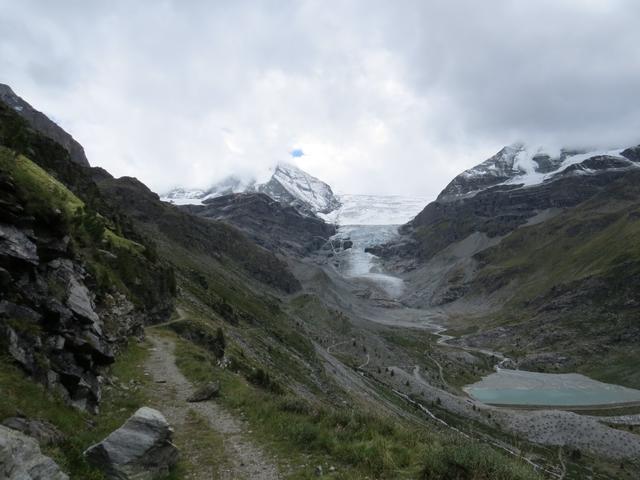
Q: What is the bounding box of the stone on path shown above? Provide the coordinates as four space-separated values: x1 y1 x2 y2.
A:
187 381 220 403
84 406 179 479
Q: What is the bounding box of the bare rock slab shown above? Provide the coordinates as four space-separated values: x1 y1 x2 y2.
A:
84 407 179 479
2 416 65 446
0 424 68 480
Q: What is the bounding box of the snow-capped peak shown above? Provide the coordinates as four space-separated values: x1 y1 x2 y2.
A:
439 143 636 202
256 163 340 215
161 162 341 215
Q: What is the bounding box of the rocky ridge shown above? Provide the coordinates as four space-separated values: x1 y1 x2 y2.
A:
0 83 89 167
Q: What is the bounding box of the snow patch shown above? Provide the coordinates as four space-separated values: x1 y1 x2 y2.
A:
320 194 429 226
504 148 627 188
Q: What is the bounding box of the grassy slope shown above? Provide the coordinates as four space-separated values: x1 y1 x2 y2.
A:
156 241 542 479
167 327 540 480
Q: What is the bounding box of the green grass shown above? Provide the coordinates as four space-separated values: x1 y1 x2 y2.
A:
0 147 84 217
103 227 146 255
0 341 154 479
476 203 640 305
170 409 229 478
169 329 541 479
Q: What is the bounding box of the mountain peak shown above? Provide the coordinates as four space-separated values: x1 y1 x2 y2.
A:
258 162 340 215
0 84 89 167
163 162 341 216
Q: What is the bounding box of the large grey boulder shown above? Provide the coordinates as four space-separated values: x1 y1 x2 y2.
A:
0 424 68 480
84 407 179 479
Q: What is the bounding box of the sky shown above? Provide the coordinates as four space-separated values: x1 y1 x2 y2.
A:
1 0 639 198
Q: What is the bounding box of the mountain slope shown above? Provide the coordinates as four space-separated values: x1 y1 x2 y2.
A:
375 143 640 388
92 174 301 294
376 144 640 262
437 143 631 202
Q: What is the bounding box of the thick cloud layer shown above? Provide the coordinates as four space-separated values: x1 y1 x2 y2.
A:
1 0 638 198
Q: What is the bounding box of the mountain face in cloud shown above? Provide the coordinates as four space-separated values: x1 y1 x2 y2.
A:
164 162 341 216
1 1 639 198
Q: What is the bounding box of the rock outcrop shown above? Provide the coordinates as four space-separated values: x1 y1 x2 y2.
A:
182 192 336 256
0 424 68 480
0 92 176 413
84 407 179 479
1 417 65 446
0 222 116 412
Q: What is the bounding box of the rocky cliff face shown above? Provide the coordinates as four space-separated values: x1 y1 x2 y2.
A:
182 192 335 256
0 91 175 413
0 84 89 167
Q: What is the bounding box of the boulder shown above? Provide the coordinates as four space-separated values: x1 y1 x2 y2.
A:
187 381 220 402
0 424 68 480
2 417 65 446
84 407 179 479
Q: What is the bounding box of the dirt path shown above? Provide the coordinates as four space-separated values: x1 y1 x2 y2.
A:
145 333 281 480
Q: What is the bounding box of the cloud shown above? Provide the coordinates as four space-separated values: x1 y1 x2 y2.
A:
1 0 638 198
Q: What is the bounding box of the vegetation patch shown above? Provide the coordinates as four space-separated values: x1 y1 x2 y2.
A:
0 341 154 480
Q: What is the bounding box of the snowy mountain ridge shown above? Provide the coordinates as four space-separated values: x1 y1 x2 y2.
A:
439 143 638 202
162 162 340 215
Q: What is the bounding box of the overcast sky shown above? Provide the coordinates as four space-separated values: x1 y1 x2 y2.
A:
1 1 639 198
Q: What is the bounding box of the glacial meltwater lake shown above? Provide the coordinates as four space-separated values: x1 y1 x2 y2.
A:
464 369 640 407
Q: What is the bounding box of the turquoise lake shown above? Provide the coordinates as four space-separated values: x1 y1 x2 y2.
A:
464 369 640 407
